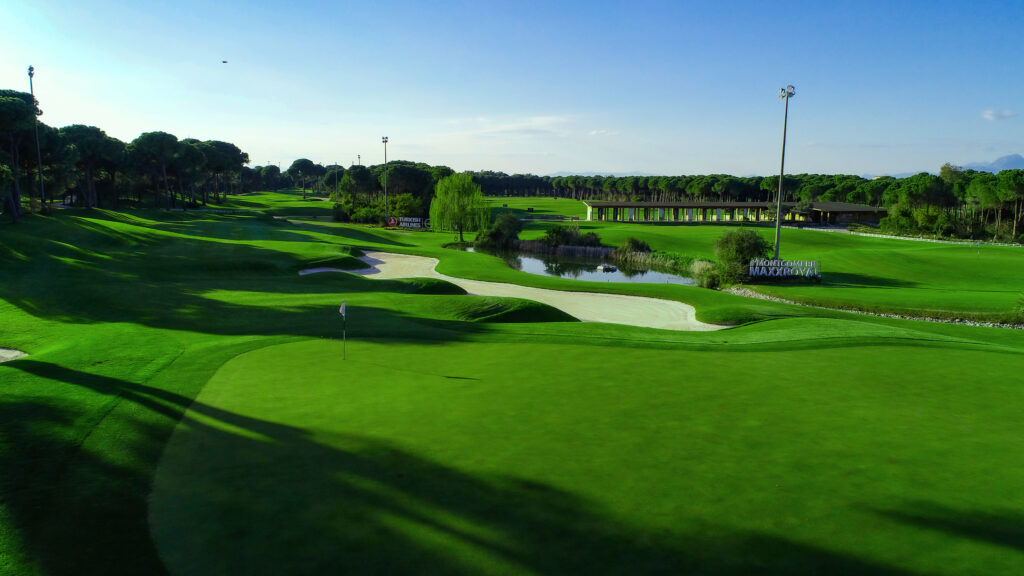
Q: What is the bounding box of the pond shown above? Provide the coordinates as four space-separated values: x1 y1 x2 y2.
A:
467 248 695 286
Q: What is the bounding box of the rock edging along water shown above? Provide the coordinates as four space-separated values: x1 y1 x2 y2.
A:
301 252 723 332
0 348 28 363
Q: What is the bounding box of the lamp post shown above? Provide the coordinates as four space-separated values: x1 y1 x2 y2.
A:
382 137 389 222
774 84 795 260
28 66 46 207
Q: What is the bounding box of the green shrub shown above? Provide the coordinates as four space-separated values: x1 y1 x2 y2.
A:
390 193 423 218
332 203 351 222
541 225 602 248
913 208 938 231
619 237 651 253
717 261 749 285
351 206 384 224
577 231 601 247
879 204 915 234
714 229 771 269
476 212 522 251
691 260 720 289
933 213 957 237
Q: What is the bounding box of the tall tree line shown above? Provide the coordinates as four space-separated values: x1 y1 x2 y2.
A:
483 168 1024 242
4 85 1022 241
1 88 257 219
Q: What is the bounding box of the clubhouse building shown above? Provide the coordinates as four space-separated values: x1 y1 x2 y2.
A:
583 201 887 226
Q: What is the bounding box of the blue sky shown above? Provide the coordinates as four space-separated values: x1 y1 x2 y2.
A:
2 0 1022 176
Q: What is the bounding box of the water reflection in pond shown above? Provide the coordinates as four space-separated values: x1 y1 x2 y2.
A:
467 248 695 285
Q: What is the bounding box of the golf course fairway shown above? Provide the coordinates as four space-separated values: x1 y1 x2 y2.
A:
6 200 1024 575
151 338 1024 575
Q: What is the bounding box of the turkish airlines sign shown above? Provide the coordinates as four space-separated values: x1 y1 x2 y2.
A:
397 217 429 228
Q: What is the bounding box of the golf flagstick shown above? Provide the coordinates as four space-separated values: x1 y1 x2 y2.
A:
339 301 347 360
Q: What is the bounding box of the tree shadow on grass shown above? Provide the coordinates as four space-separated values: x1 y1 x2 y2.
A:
0 218 471 339
870 502 1024 554
2 359 924 576
820 272 920 289
294 220 416 248
153 422 924 576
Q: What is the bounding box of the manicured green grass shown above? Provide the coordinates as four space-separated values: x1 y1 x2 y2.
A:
152 339 1024 575
4 190 1024 575
220 188 334 217
479 199 1024 322
486 195 588 220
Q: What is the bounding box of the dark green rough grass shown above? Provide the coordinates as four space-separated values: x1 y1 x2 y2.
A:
3 195 1024 575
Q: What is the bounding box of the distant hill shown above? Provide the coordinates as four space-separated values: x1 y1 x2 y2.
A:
964 154 1024 173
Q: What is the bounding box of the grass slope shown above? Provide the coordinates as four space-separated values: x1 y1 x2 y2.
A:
151 339 1024 575
3 191 1024 575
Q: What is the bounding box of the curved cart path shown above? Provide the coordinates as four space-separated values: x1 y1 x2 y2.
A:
347 251 723 332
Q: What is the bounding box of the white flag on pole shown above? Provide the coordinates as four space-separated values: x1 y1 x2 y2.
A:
339 302 346 317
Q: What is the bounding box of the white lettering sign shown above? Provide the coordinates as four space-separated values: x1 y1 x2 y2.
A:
398 217 429 228
748 259 820 279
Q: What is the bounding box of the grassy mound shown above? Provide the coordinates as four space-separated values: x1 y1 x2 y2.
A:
420 296 578 323
291 247 367 273
392 277 468 295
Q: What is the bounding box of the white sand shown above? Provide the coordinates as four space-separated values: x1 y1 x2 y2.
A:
341 251 723 332
0 348 27 363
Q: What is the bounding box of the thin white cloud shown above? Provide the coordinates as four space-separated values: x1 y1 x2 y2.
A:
588 129 619 137
982 109 1016 121
488 116 568 136
450 115 571 139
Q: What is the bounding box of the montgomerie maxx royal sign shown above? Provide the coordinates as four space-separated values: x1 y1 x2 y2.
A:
749 259 820 279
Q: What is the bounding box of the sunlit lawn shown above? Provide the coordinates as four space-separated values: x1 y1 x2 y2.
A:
3 192 1024 575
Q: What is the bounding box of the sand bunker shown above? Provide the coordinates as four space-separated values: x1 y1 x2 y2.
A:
346 251 723 332
0 348 27 363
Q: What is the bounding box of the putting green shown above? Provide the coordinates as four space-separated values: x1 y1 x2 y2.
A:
151 338 1024 575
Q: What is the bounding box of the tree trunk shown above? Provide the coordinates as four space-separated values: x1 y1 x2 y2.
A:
110 168 118 209
8 135 23 219
85 165 96 208
5 190 19 222
1013 199 1020 240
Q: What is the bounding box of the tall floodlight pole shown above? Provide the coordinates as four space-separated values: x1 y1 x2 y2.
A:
774 85 795 260
28 66 46 207
382 137 389 222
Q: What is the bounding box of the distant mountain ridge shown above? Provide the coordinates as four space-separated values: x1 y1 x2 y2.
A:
964 154 1024 173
